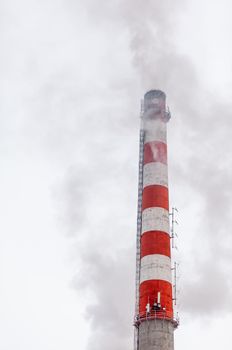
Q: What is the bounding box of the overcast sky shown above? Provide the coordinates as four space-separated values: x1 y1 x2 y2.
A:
1 0 232 349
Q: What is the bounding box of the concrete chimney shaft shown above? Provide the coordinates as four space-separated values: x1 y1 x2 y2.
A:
134 90 177 350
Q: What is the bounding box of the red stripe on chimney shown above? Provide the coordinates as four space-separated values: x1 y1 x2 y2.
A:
142 185 169 211
141 231 171 258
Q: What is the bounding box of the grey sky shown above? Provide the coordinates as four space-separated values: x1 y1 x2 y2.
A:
1 0 232 349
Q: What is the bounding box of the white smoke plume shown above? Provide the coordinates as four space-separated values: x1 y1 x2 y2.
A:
56 0 218 348
57 2 232 347
2 0 232 348
3 0 231 347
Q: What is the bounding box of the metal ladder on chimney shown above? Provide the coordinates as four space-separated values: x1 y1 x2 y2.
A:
134 128 145 350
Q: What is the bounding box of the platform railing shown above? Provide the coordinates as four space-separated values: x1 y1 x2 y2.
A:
134 309 179 329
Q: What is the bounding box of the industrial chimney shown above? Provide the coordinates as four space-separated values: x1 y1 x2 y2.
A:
134 90 178 350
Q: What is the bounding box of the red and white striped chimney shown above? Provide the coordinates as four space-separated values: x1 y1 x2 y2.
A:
134 90 177 350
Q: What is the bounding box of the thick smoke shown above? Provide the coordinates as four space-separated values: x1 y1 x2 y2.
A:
120 0 232 319
178 102 232 316
57 1 198 349
58 134 138 349
3 0 232 349
56 0 232 347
